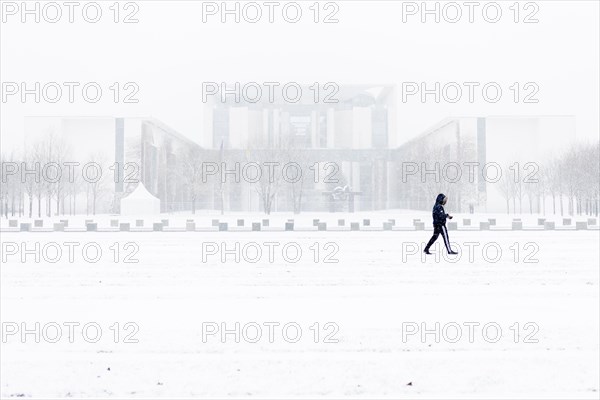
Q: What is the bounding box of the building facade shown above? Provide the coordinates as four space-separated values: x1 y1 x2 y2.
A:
201 84 399 213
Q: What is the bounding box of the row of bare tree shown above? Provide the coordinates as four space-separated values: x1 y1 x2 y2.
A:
398 139 599 216
496 143 599 216
175 140 318 215
1 134 111 219
4 134 597 218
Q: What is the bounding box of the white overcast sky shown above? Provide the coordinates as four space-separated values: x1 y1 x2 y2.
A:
1 0 598 150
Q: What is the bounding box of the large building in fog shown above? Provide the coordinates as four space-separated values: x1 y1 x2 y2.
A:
22 98 576 214
390 115 576 213
23 116 204 214
200 84 399 212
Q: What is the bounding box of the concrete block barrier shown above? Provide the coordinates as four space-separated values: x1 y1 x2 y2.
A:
588 218 597 225
563 218 571 225
252 223 261 231
136 220 144 227
285 222 294 231
186 222 196 231
237 219 244 227
60 219 69 227
86 223 97 232
488 218 496 226
20 223 31 231
480 222 490 230
512 221 523 230
110 219 119 227
448 222 457 231
463 219 471 226
262 219 269 227
538 218 546 226
544 221 555 230
34 219 43 227
53 223 65 231
338 219 345 226
219 223 228 231
351 222 360 231
383 222 393 231
414 222 425 231
318 222 327 231
9 220 17 227
363 219 370 226
576 221 588 230
120 223 130 231
212 219 219 227
153 223 163 231
161 219 169 227
313 219 320 226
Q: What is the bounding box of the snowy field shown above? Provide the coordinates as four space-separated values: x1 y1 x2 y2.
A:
1 231 599 399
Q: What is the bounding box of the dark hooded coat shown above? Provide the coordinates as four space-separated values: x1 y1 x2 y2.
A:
432 193 449 226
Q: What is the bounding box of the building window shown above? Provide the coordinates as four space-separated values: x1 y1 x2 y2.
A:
318 112 327 148
290 115 311 136
372 106 388 148
213 107 230 149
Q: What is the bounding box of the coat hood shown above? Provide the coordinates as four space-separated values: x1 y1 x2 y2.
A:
436 193 446 204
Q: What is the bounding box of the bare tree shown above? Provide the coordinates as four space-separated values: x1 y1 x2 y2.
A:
53 141 70 216
281 137 312 214
85 153 109 216
561 147 580 216
178 146 205 214
246 142 286 215
498 165 514 214
524 178 539 214
22 149 39 218
545 158 561 215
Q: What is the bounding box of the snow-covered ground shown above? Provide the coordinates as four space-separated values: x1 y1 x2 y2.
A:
1 231 599 398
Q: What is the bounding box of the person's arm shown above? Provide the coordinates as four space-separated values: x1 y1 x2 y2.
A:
443 206 453 220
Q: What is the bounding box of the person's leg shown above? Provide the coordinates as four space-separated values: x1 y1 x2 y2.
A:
439 224 451 252
424 225 441 253
440 224 456 253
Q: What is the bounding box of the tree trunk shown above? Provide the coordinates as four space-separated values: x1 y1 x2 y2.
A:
519 197 522 214
559 195 564 216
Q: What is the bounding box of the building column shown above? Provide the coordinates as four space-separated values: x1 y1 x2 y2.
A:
327 108 335 148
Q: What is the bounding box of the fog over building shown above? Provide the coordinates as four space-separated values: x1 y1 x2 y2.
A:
23 86 576 214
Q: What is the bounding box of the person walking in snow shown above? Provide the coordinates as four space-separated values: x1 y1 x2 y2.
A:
424 193 458 255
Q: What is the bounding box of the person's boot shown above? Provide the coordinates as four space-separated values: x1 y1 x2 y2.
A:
448 250 458 255
424 248 432 255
